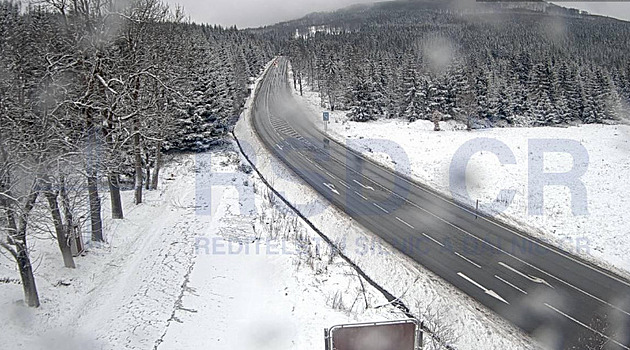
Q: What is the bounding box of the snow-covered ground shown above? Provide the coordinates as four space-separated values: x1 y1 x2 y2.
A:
293 79 630 277
0 147 403 350
0 155 201 349
158 151 402 349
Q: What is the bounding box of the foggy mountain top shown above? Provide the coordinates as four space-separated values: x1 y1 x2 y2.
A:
257 0 630 39
163 0 630 28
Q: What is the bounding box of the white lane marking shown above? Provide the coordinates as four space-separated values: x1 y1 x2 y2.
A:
373 203 389 214
395 217 414 229
306 158 313 164
324 170 336 179
276 144 283 151
422 233 444 247
454 252 482 269
314 163 324 171
354 191 368 201
499 262 553 289
338 180 349 189
352 179 375 191
323 183 339 195
544 303 630 350
458 272 485 290
458 272 510 305
494 275 528 295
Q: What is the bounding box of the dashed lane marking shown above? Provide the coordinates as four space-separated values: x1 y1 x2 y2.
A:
454 252 482 269
395 217 414 229
422 233 444 247
494 275 528 295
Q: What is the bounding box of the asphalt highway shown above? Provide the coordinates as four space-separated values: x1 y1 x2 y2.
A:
250 57 630 349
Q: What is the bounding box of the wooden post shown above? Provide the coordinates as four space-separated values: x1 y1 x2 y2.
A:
475 199 479 219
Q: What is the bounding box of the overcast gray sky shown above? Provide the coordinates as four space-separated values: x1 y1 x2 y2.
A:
164 1 630 28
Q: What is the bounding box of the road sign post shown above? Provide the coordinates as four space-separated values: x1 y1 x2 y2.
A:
323 111 330 134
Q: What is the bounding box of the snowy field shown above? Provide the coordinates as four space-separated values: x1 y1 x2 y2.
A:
294 80 630 277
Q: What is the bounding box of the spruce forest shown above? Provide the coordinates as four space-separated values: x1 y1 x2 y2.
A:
271 0 630 126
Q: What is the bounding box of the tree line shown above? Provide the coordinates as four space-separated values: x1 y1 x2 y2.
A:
277 1 630 127
0 0 272 307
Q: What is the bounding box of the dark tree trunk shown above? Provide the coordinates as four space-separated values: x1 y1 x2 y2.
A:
87 171 103 242
16 242 39 307
299 73 303 96
132 76 143 205
133 121 143 205
150 141 162 190
59 176 74 229
104 110 123 219
60 176 83 255
145 152 150 190
86 110 104 242
108 172 123 219
2 187 41 307
44 191 75 268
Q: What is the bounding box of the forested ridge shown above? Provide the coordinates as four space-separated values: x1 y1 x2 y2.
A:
265 0 630 127
0 0 272 307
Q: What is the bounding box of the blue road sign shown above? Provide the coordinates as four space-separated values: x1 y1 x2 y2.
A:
323 111 330 122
